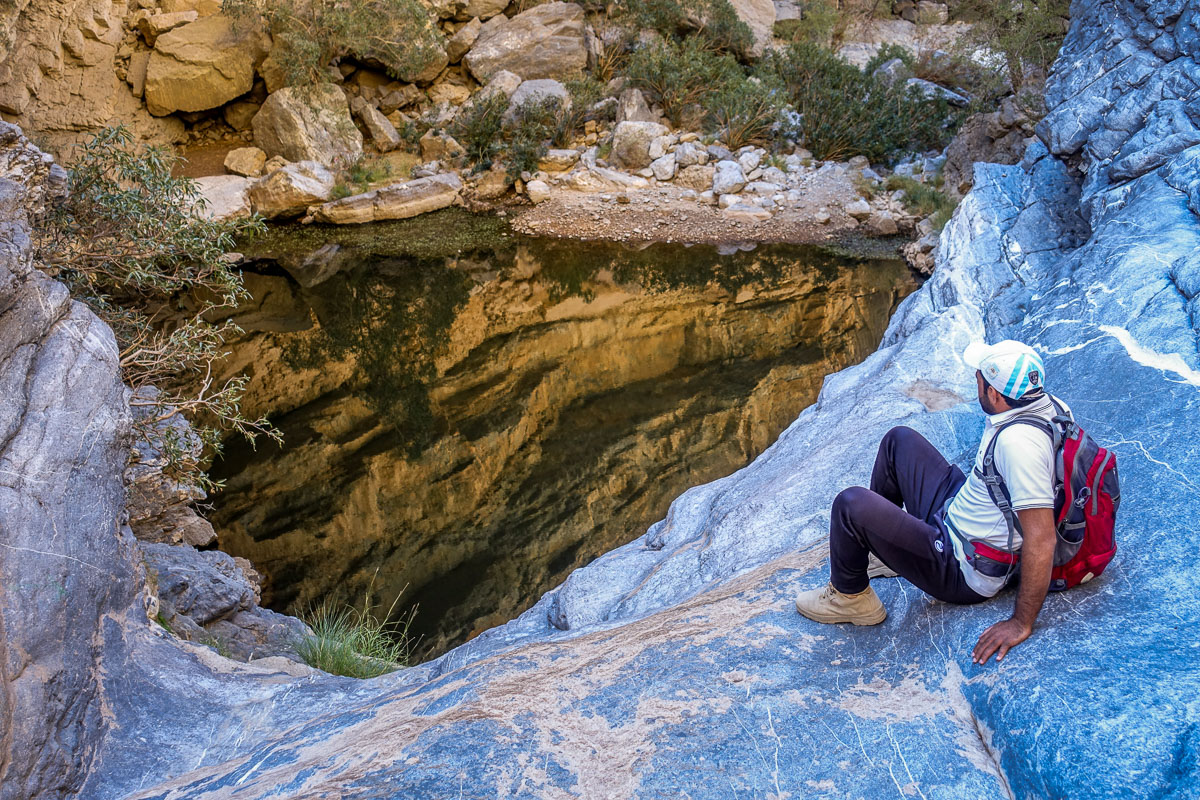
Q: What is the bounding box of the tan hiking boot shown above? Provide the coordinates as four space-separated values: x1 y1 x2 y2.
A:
868 553 899 579
794 583 887 625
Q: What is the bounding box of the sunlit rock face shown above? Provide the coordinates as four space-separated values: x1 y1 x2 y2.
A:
208 222 916 657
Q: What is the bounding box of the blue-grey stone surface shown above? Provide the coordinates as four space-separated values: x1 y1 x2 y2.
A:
3 1 1200 798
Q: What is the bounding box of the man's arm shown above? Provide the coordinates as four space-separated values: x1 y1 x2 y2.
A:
972 506 1056 665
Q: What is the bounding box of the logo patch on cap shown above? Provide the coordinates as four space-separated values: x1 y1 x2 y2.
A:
1029 370 1040 387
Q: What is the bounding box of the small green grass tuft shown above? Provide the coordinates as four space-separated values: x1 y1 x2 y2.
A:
294 587 416 678
884 174 957 229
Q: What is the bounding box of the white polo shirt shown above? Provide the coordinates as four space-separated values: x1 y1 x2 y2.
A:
944 394 1068 597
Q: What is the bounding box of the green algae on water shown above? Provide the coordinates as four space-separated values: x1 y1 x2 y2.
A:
239 208 513 262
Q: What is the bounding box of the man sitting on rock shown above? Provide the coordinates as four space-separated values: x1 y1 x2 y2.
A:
793 339 1061 665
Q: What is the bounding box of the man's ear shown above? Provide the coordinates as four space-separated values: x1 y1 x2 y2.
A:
986 384 1012 412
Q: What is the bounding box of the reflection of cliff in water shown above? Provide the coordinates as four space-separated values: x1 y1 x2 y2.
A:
209 212 919 660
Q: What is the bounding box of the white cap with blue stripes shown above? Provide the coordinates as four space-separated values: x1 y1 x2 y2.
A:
963 339 1046 400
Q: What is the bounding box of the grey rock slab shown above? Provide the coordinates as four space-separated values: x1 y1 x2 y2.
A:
504 78 569 123
0 122 141 800
610 120 668 170
193 175 252 221
711 159 747 194
463 1 588 82
251 84 363 166
247 161 335 220
446 16 482 63
304 172 463 224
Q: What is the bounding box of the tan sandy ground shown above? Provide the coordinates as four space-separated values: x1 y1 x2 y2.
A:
507 171 899 247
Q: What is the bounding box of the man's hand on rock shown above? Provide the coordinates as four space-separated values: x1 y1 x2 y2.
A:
972 617 1032 665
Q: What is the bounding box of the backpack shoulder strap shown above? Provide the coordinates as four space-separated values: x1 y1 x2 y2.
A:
976 415 1056 563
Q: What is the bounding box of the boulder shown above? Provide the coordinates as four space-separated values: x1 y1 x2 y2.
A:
844 197 872 218
673 141 708 167
142 542 310 662
650 152 676 181
616 87 656 124
160 0 222 13
463 2 588 82
380 83 424 114
419 130 466 162
192 175 252 220
872 57 914 87
136 10 198 47
505 78 570 123
144 16 269 116
526 178 551 203
711 160 747 194
447 17 483 63
223 147 267 178
915 0 949 23
865 210 899 234
461 0 510 19
905 77 969 107
248 161 336 219
304 172 464 223
355 103 403 152
473 165 512 198
251 84 363 166
728 0 775 58
475 69 525 105
611 121 669 170
675 164 715 191
223 100 260 131
538 149 579 171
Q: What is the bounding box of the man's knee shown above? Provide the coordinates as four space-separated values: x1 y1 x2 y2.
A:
881 426 922 450
832 486 872 519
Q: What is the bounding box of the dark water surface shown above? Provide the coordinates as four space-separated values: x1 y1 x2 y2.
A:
210 211 919 659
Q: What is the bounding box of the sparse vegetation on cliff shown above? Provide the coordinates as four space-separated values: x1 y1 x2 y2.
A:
295 586 416 678
768 43 961 162
222 0 445 86
32 126 276 493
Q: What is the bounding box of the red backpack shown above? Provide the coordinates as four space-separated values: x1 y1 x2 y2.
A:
970 395 1120 591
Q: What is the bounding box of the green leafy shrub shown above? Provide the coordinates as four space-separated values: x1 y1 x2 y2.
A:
614 0 754 55
505 98 562 179
223 0 445 87
705 77 784 150
863 42 915 75
953 0 1069 94
32 126 275 494
295 590 416 678
455 94 578 178
625 37 743 128
885 173 957 229
332 155 393 198
452 93 508 172
774 0 839 48
554 78 608 147
768 43 962 162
